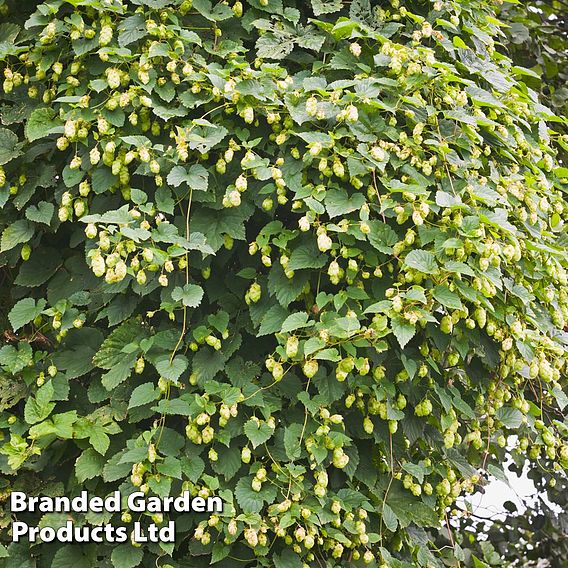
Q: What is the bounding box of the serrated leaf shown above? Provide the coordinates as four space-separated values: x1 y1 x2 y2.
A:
287 243 327 271
325 189 367 219
367 220 398 253
280 312 313 333
93 320 143 369
25 201 54 225
118 14 146 47
211 445 241 480
75 448 105 483
234 476 277 513
24 382 55 425
101 358 135 390
103 452 132 482
0 127 20 165
155 355 189 382
433 285 462 310
382 503 398 532
284 423 303 460
391 317 416 349
496 406 523 429
8 298 46 332
25 108 59 142
268 264 308 307
311 0 342 16
1 220 34 252
258 304 289 337
171 284 204 307
187 344 222 379
274 549 303 568
256 34 295 60
404 250 438 274
181 455 205 483
157 456 182 479
51 546 92 568
167 164 208 191
129 382 160 408
111 544 144 568
244 418 275 448
0 342 33 374
89 425 111 455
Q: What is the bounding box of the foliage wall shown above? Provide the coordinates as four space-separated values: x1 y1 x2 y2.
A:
0 0 567 567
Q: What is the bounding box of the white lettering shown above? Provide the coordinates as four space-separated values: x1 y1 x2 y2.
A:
12 521 28 542
208 496 223 513
105 491 120 512
10 492 28 512
193 497 205 512
89 496 103 513
127 492 146 512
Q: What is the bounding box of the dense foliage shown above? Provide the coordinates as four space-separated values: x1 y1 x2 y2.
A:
499 0 567 161
0 0 566 567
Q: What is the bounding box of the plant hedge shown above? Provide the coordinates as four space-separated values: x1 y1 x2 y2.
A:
0 0 566 567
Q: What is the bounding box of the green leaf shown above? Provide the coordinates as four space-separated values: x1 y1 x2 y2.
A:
24 382 55 425
0 342 33 374
274 549 303 568
211 543 230 564
287 243 327 271
404 250 438 274
391 317 416 349
234 476 277 513
496 406 524 429
181 455 205 483
472 556 491 568
8 298 46 332
103 452 132 482
382 503 398 532
25 108 59 142
166 164 209 191
311 0 342 16
93 320 143 369
51 546 92 568
171 284 204 307
101 358 135 390
75 448 105 483
280 312 313 333
157 456 182 479
118 13 146 47
0 127 20 165
129 382 160 408
325 189 367 219
155 355 189 383
1 220 34 252
268 264 309 307
211 445 241 480
89 425 111 455
258 304 289 337
244 418 275 448
91 166 118 194
185 121 229 154
25 201 54 225
466 86 504 108
15 248 60 287
433 285 462 309
191 206 249 252
284 423 303 460
111 544 144 568
367 221 399 253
